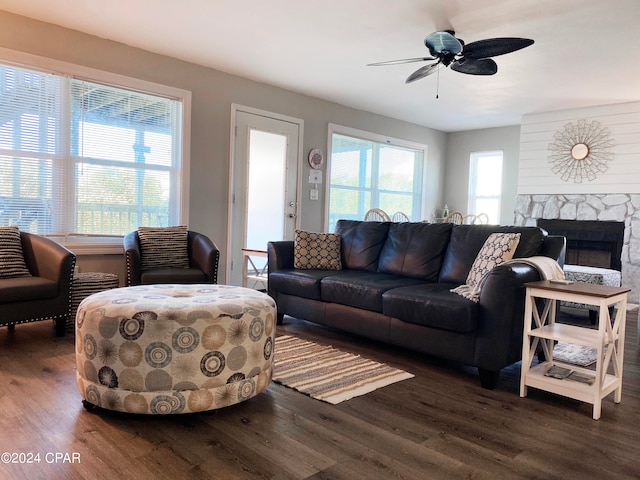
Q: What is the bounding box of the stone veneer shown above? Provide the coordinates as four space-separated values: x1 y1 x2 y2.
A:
515 193 639 301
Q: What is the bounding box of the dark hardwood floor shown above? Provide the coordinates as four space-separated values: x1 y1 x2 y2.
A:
1 309 639 480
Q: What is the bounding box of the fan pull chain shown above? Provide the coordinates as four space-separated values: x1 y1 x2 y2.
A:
435 66 440 99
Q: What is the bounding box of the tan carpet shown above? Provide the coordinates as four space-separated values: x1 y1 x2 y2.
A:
273 335 414 405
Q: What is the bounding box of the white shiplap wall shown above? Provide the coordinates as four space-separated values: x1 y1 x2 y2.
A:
518 101 640 194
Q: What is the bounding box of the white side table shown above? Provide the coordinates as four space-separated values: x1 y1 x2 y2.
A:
520 280 630 420
241 248 268 290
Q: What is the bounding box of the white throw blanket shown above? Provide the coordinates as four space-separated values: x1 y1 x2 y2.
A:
452 256 565 303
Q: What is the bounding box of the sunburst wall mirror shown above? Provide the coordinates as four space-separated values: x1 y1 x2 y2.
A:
548 119 614 183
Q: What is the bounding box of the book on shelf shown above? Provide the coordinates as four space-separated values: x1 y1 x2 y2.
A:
567 371 596 385
543 364 596 385
544 365 572 379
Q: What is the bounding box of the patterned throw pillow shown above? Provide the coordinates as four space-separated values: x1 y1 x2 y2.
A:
451 232 521 302
138 226 189 271
0 226 32 279
466 232 521 287
294 230 342 270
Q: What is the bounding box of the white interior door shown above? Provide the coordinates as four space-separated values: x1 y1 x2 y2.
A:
228 106 302 286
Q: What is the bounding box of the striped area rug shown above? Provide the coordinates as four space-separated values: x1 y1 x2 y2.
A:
272 335 414 404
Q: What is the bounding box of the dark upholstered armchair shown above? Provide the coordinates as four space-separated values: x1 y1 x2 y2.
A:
124 229 220 286
1 231 76 336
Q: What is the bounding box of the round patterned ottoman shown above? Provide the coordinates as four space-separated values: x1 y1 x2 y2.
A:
75 284 276 414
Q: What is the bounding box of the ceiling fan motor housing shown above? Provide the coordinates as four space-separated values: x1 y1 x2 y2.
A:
424 31 463 59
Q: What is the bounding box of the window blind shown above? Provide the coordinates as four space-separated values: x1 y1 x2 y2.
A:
0 63 182 239
0 67 60 235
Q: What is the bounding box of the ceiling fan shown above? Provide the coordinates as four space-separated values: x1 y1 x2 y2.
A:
368 30 534 84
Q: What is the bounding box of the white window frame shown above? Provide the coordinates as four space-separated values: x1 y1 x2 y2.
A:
467 150 503 224
326 124 427 230
0 47 191 254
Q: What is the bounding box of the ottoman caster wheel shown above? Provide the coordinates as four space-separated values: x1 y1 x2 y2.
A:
82 400 96 411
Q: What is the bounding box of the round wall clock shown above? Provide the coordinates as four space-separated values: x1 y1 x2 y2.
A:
547 119 614 183
308 148 324 169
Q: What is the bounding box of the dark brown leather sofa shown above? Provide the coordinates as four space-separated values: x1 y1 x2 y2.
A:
268 220 566 389
1 232 76 336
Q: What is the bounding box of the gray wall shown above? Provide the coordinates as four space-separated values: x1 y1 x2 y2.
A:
445 125 521 225
0 10 447 282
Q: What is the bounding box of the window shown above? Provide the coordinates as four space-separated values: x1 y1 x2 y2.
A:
327 125 425 231
468 150 503 224
0 53 189 251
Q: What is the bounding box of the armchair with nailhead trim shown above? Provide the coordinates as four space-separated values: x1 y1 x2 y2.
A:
1 231 76 337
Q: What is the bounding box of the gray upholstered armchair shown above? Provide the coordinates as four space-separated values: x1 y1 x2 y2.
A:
124 228 220 286
0 228 76 336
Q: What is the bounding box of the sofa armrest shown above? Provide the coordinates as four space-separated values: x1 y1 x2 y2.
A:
474 262 542 371
123 231 142 286
268 241 294 272
540 235 566 267
267 241 294 299
21 233 76 296
189 231 220 283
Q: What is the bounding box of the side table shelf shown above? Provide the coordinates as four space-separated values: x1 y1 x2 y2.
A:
530 323 617 346
519 280 630 420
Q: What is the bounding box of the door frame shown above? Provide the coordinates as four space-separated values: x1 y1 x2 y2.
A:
227 104 304 285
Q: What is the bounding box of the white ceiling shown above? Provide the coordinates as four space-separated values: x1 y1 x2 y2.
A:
1 0 639 132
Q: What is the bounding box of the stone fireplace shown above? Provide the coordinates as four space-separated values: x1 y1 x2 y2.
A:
536 219 624 271
515 193 639 300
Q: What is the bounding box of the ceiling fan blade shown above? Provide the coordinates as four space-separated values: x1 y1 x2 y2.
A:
424 31 463 57
406 62 442 83
451 58 498 75
367 57 435 66
463 37 534 59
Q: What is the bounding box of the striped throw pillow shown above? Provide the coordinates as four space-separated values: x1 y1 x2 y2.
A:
0 226 32 279
138 226 189 271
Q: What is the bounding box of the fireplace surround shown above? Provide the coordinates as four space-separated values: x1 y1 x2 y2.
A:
515 193 639 300
536 219 624 271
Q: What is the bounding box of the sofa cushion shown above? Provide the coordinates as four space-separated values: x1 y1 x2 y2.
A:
141 267 207 285
293 230 342 270
0 226 31 279
321 271 425 312
335 220 390 271
0 276 58 302
382 283 479 333
268 269 339 301
138 225 189 271
378 222 452 280
438 225 546 285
